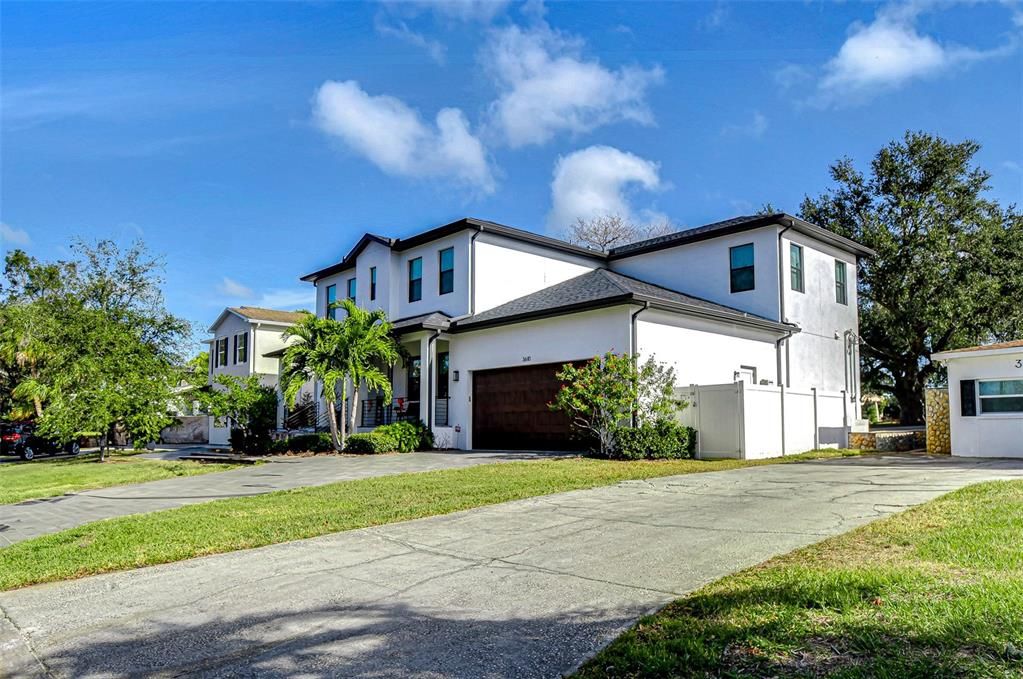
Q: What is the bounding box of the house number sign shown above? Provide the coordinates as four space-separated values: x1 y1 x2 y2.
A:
522 355 532 362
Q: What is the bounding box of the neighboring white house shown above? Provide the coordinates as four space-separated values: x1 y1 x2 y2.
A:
205 306 312 446
299 214 873 456
932 340 1023 458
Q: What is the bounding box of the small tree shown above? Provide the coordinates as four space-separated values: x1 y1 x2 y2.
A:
279 313 347 451
197 375 277 451
334 299 401 436
550 353 683 457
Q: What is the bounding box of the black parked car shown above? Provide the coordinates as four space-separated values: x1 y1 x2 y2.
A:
0 423 81 461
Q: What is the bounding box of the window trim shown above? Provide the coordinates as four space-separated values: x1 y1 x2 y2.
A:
369 266 377 301
790 243 804 293
977 378 1023 416
408 257 423 303
438 247 454 295
326 284 337 320
346 277 357 303
235 332 248 364
835 260 848 305
216 337 228 368
729 243 755 294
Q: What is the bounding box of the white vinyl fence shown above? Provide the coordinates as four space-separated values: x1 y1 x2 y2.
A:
677 382 851 459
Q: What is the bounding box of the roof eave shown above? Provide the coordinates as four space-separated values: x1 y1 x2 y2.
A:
450 295 633 333
633 295 799 334
933 346 1023 361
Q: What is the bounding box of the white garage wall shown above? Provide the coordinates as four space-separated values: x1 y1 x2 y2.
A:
945 352 1023 458
446 306 633 449
635 309 780 386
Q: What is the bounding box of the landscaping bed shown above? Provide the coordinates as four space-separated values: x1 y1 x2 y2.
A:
575 479 1023 678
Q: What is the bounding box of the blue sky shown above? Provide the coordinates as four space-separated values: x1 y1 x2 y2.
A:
2 0 1021 347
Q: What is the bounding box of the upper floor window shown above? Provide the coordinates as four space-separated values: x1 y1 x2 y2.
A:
729 243 755 293
233 332 248 364
347 277 357 302
835 260 848 305
790 244 804 293
216 337 228 367
409 257 423 302
370 267 377 301
326 284 337 320
439 247 454 295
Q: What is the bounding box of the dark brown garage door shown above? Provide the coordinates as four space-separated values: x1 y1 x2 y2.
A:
472 361 586 451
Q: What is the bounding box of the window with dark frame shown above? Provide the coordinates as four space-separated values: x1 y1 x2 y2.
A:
236 333 248 363
408 257 423 302
326 284 337 320
835 260 848 305
370 267 377 301
729 243 755 293
347 277 356 302
216 337 228 367
438 247 454 295
790 243 804 293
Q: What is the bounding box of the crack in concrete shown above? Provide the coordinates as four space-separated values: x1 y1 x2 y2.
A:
0 600 54 679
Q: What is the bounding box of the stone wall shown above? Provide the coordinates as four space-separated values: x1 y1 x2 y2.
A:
160 416 209 444
925 387 951 455
848 429 925 452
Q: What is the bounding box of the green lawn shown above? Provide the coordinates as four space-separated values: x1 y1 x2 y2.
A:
0 449 862 591
0 452 238 505
576 480 1023 678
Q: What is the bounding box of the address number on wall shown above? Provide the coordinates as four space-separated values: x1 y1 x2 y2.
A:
522 355 532 362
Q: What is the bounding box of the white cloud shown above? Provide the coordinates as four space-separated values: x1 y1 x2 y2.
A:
313 80 495 194
722 111 768 138
374 16 448 64
774 63 813 89
547 145 664 230
0 223 31 247
815 1 1018 106
217 277 254 298
483 22 664 147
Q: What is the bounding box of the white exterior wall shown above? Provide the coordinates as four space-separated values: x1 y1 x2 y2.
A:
609 226 781 321
473 233 599 313
782 232 859 394
635 309 780 386
446 306 632 450
209 313 252 380
945 352 1023 458
395 232 472 319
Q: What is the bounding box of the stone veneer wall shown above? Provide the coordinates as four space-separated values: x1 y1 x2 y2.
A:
849 429 926 452
925 387 951 455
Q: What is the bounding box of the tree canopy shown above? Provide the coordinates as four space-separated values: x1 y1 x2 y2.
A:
800 131 1023 423
1 241 190 458
562 214 677 251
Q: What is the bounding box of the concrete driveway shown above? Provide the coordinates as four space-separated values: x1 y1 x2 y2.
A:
3 454 1022 678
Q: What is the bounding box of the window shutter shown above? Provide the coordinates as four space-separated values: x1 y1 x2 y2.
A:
960 380 977 417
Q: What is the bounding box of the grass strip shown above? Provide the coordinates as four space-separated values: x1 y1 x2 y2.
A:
0 449 862 591
576 479 1023 678
0 452 237 505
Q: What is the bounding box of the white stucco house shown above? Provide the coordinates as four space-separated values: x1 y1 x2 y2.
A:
205 306 312 446
932 340 1023 458
299 214 873 456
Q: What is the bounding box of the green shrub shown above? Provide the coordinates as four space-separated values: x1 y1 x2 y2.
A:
344 432 397 454
375 421 419 453
609 421 696 461
414 420 434 450
283 433 335 453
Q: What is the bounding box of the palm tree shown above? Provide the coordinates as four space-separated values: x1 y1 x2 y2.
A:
334 299 400 436
280 313 348 450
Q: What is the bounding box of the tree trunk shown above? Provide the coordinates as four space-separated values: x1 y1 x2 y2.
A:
348 386 360 437
893 377 925 425
325 397 342 452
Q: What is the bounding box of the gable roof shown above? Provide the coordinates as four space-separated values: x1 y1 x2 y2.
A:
607 213 875 259
299 213 873 284
209 306 309 332
932 339 1023 361
300 217 605 283
451 268 796 334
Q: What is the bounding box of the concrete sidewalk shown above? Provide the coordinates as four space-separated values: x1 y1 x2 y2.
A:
0 450 565 546
3 454 1021 678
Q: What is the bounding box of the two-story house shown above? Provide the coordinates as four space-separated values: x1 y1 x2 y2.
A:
205 306 312 446
300 214 872 453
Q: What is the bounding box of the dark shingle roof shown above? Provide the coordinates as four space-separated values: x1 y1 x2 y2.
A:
452 269 793 333
391 311 452 334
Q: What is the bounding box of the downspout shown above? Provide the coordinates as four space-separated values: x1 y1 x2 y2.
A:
777 220 794 456
425 329 441 429
629 301 650 427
